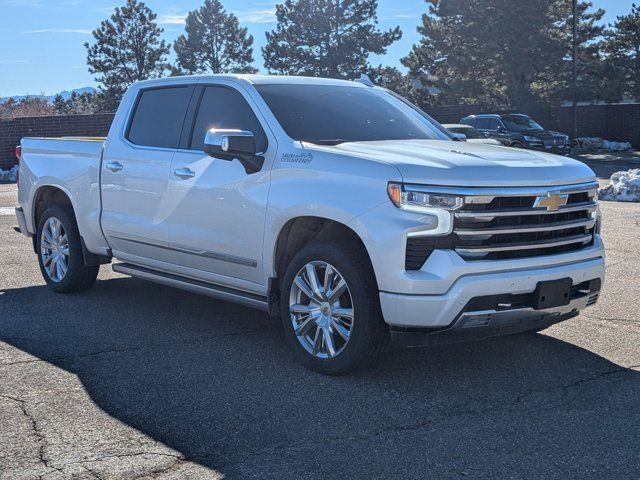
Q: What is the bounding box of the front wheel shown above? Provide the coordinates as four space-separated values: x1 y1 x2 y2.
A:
36 205 99 293
280 242 387 375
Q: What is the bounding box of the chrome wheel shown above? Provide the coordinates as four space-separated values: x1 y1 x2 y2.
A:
289 261 354 359
40 217 69 282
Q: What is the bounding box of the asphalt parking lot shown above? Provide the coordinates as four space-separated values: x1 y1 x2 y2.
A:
1 182 639 479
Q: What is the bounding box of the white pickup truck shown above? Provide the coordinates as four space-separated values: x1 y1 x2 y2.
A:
15 75 604 374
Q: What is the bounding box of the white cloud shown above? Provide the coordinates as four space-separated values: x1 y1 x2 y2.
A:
22 28 92 34
159 13 187 25
235 7 276 24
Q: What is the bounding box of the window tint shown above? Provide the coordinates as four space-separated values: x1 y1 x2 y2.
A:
476 117 501 131
127 87 192 148
460 117 475 127
190 86 267 152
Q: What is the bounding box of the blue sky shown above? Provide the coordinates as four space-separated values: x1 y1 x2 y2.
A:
0 0 635 97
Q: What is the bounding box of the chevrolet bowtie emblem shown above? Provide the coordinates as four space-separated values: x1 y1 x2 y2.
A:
534 193 569 211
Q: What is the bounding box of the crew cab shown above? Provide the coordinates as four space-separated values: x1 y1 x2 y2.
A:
14 75 604 374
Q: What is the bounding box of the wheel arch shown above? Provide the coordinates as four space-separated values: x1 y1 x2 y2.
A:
32 185 76 229
269 216 378 314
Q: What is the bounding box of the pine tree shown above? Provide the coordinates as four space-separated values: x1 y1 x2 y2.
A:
84 0 169 106
174 0 256 74
402 0 608 109
604 3 640 100
263 0 401 79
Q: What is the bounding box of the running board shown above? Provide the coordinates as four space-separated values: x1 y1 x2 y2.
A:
112 263 269 312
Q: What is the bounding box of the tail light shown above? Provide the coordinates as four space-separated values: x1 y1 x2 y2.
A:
15 145 21 184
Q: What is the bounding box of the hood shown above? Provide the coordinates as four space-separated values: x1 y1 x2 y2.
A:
306 139 595 187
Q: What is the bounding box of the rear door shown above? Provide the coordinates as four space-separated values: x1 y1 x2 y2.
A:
166 83 275 288
101 85 194 264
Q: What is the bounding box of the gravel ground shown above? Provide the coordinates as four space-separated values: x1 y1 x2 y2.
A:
0 183 639 479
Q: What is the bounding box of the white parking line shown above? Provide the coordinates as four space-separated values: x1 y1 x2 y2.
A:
0 207 15 216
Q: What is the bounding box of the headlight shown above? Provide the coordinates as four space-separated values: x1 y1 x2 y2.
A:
387 183 463 212
387 183 463 236
523 136 542 143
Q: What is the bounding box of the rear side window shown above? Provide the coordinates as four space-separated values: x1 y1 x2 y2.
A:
460 117 475 127
476 117 501 131
127 86 193 148
190 86 267 152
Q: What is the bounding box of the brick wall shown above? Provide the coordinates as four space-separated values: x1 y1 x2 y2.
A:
0 113 114 169
1 103 638 170
423 103 640 148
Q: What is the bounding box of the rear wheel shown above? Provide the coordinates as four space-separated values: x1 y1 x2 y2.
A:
36 205 99 293
280 242 387 375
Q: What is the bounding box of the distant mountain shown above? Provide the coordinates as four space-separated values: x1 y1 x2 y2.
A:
1 87 97 103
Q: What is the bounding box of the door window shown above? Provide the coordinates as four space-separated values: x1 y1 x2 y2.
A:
126 86 193 148
475 117 501 131
190 86 267 152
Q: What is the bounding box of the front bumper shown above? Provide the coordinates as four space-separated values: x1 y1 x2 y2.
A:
380 256 604 337
390 290 596 347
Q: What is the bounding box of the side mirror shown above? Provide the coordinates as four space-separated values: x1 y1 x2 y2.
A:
451 132 467 141
204 129 264 174
496 126 506 133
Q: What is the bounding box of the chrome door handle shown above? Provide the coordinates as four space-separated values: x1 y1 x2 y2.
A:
105 161 123 172
174 167 195 179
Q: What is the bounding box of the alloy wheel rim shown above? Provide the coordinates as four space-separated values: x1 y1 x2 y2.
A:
289 261 354 359
40 217 69 283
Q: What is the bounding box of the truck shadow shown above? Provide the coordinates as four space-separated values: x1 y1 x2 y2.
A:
1 276 638 478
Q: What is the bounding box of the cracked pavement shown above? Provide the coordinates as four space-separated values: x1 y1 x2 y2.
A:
1 183 639 479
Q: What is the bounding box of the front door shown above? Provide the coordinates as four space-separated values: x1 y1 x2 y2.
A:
167 84 275 289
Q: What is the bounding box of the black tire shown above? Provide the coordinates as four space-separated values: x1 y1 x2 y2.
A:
280 242 388 375
510 141 525 149
36 204 99 293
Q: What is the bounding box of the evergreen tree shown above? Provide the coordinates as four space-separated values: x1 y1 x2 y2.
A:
174 0 256 74
403 0 608 109
604 3 640 100
85 0 169 107
263 0 401 79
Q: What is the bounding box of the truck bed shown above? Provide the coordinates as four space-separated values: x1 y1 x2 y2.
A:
18 136 109 255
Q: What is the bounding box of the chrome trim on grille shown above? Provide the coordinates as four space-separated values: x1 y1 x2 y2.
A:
455 219 596 236
454 201 597 219
455 234 593 255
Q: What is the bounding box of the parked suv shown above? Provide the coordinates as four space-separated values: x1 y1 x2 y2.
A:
460 114 570 154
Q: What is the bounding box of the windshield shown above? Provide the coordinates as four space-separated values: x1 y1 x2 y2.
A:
501 115 544 132
449 126 484 139
254 84 450 145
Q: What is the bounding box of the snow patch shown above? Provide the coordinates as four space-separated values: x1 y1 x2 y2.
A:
0 165 18 183
598 169 640 202
577 137 632 152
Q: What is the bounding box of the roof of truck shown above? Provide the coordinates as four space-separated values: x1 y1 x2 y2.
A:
134 74 366 89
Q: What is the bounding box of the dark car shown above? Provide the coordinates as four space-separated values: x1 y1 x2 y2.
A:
460 113 571 155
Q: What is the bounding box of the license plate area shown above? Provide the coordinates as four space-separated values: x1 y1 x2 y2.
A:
534 278 572 310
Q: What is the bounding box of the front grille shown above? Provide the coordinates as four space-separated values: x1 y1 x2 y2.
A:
405 182 598 269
